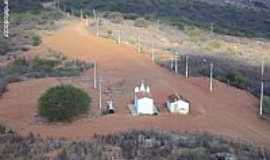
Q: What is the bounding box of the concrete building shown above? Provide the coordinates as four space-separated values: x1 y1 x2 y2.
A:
166 94 190 114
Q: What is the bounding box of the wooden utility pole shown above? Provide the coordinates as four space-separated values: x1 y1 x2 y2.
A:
93 61 97 89
99 77 103 113
210 63 214 92
185 55 189 78
174 53 178 74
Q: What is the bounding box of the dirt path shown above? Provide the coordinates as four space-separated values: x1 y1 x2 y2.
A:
0 20 270 146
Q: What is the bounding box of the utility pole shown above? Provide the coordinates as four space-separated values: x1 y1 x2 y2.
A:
138 35 142 54
210 23 214 35
210 63 214 92
174 53 178 74
93 61 97 89
80 9 83 23
260 59 265 117
93 9 97 21
3 0 9 38
260 81 264 117
96 18 100 37
185 55 189 78
118 28 121 44
157 19 160 32
99 77 103 113
151 41 155 62
85 15 89 26
170 58 174 70
261 59 265 78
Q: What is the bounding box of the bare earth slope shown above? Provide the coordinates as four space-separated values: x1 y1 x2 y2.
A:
0 21 269 146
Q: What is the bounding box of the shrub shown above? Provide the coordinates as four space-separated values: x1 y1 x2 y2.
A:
104 12 123 24
0 36 9 55
225 71 247 89
263 96 270 119
38 85 91 121
134 18 149 28
0 79 8 97
32 35 42 46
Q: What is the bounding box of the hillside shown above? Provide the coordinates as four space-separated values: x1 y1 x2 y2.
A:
61 0 270 39
0 1 270 159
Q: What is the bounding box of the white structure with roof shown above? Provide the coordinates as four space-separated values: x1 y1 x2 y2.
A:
166 94 190 114
133 81 156 115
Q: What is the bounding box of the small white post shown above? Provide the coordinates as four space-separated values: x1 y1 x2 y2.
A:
260 81 264 117
210 63 214 92
93 61 97 89
185 55 189 78
99 77 103 113
175 53 178 74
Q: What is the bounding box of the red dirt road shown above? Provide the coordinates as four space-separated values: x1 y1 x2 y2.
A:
0 21 270 146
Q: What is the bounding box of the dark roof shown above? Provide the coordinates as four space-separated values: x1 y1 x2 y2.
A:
168 94 190 103
168 94 180 103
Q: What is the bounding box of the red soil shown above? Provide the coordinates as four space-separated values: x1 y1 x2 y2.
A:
0 21 269 146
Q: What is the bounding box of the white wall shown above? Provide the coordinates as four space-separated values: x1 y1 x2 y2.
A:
167 100 189 114
136 97 154 115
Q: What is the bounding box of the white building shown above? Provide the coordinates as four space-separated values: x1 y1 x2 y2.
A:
133 81 156 115
166 94 190 114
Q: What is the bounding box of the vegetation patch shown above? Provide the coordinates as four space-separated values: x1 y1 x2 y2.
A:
62 0 270 39
263 96 270 120
134 18 149 28
0 129 269 160
39 85 91 122
0 55 93 97
31 34 42 46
